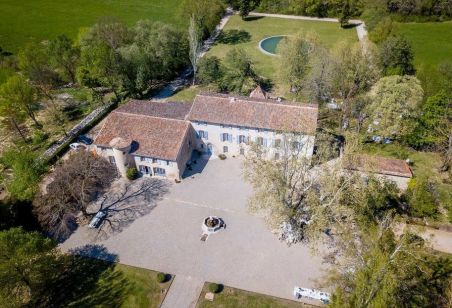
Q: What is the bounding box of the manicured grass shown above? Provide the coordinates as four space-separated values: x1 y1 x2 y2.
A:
207 15 358 96
115 264 172 308
196 283 312 308
0 0 185 52
397 21 452 93
77 262 172 308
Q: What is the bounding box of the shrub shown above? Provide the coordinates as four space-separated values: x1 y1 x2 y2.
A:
405 178 438 219
208 283 222 293
32 130 49 145
157 272 166 283
126 168 139 180
218 154 227 160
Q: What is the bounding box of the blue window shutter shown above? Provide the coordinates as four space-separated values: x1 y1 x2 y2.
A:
229 134 233 142
220 133 223 142
205 131 208 140
263 138 267 147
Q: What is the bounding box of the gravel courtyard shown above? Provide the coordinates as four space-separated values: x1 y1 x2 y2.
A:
61 157 327 303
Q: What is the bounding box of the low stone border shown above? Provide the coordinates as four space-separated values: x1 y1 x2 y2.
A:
41 101 115 162
258 35 287 57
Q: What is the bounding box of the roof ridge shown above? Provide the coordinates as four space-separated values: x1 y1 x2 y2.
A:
113 110 190 124
196 92 318 109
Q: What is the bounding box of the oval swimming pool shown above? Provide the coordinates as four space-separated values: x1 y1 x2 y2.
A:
259 35 286 56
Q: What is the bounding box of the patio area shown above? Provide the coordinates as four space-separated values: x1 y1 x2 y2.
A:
61 157 327 304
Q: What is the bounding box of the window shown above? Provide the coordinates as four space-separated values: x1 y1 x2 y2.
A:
140 156 146 162
257 137 267 147
274 139 281 148
292 141 301 150
166 161 172 166
153 167 166 176
223 146 228 153
256 137 263 146
274 153 280 160
108 156 116 165
238 135 247 144
139 165 151 174
221 133 232 142
198 130 208 140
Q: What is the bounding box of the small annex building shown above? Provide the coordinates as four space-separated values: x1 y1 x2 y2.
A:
342 154 413 190
93 88 319 181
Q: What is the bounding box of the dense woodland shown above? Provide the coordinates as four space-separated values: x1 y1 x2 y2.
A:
0 0 451 306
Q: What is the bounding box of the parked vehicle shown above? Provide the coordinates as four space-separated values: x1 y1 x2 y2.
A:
69 143 87 151
89 211 107 229
77 134 93 145
69 142 87 151
293 287 330 304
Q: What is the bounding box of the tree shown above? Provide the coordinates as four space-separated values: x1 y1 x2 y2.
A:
0 75 41 128
33 151 116 239
304 46 333 104
220 48 257 94
331 41 380 129
339 0 351 27
379 34 415 76
239 0 252 19
48 35 80 83
367 75 423 140
198 56 222 85
18 42 59 101
368 16 398 44
80 17 132 51
0 227 56 307
0 148 46 201
280 32 318 94
243 134 318 244
179 0 225 38
188 15 203 85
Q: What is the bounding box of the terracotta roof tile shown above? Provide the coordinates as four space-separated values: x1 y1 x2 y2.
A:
343 154 413 178
94 111 189 161
188 93 318 134
116 100 192 120
249 85 267 99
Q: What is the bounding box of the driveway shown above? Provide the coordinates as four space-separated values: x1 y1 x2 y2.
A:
61 157 327 304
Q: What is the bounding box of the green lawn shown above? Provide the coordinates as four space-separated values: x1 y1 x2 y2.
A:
75 261 173 308
196 284 312 308
0 0 185 52
207 15 358 96
397 21 452 93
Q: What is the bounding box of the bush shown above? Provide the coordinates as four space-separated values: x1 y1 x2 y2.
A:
208 283 222 293
218 154 227 160
405 178 438 219
157 272 166 283
32 130 49 145
126 168 139 180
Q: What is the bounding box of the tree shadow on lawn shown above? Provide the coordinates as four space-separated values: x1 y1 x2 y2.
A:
35 244 131 308
243 16 264 21
217 29 251 45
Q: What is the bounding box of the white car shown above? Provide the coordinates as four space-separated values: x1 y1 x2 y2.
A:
89 211 107 229
69 143 87 151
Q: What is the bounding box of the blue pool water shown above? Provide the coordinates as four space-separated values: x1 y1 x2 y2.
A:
259 36 286 55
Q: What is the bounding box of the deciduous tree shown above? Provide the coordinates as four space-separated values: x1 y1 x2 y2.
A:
379 34 415 76
188 15 203 85
33 151 116 239
48 35 80 83
366 75 423 140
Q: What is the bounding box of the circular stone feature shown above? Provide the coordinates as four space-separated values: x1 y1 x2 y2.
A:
259 35 286 56
202 216 225 234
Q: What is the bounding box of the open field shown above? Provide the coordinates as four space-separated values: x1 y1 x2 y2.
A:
206 15 358 96
398 21 452 93
196 283 312 308
0 0 185 52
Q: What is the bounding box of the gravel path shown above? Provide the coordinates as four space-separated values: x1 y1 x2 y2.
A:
161 275 204 308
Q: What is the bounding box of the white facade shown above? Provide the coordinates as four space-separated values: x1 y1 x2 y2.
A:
95 147 183 181
191 121 315 159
